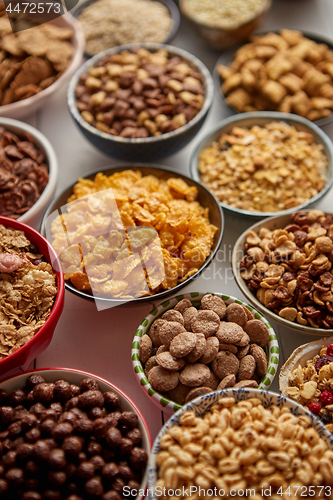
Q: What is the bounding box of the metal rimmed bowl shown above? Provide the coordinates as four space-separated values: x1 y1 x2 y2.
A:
40 164 224 306
232 212 333 335
132 292 279 413
190 111 333 218
147 387 333 497
73 0 181 58
214 30 333 127
67 43 214 161
0 367 151 500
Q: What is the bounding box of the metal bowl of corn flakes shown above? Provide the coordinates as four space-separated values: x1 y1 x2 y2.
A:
232 210 333 335
40 164 224 306
190 111 333 218
214 30 333 126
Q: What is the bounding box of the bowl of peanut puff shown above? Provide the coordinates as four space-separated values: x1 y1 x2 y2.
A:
190 112 333 217
233 209 333 334
132 292 279 413
67 43 214 160
216 29 333 125
0 13 84 119
148 388 333 496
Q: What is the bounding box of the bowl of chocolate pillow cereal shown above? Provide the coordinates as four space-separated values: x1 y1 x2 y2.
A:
67 43 214 161
0 368 151 499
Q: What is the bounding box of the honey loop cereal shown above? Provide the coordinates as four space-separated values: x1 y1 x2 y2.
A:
198 121 327 213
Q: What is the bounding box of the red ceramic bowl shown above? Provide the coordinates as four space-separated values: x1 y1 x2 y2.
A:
0 217 65 380
0 367 152 500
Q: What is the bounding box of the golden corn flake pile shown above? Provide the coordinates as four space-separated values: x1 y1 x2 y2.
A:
0 225 57 359
0 4 74 105
51 170 217 299
218 29 333 122
199 121 327 213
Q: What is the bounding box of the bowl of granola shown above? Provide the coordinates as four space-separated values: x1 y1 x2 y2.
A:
0 217 65 380
132 292 279 413
190 112 333 217
232 209 333 334
280 337 333 433
0 117 58 230
0 12 84 119
41 165 223 306
148 388 333 496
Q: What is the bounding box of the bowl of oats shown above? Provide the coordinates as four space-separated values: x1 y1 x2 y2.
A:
148 388 333 496
41 165 223 305
190 111 333 217
232 209 333 335
0 217 65 381
68 43 214 160
280 337 333 433
0 13 85 120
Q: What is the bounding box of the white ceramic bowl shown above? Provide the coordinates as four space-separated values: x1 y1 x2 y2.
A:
0 367 152 500
190 112 333 218
0 14 85 120
0 117 58 229
148 388 333 496
132 292 279 413
232 212 333 335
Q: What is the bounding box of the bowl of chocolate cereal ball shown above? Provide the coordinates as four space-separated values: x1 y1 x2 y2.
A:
0 13 85 120
232 210 333 335
216 29 333 126
0 218 64 380
190 111 333 217
0 368 151 499
148 388 333 497
67 43 214 161
132 292 279 413
0 118 58 229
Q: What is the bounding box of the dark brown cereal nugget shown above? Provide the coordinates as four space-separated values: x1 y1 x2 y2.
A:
148 319 165 347
179 363 210 387
167 382 191 405
237 345 250 359
183 307 198 331
234 380 258 389
242 305 254 321
156 351 185 371
250 344 267 377
144 355 158 376
236 333 250 347
218 342 238 354
185 333 206 363
238 355 256 381
174 299 192 315
226 303 247 327
148 366 179 392
216 322 244 344
244 320 269 347
205 370 220 390
161 310 184 326
169 332 196 358
191 310 220 337
185 387 212 403
159 321 186 348
139 334 152 364
201 294 226 319
199 336 219 364
212 351 239 379
217 374 236 390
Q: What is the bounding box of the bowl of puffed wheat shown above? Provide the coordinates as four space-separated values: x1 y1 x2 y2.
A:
0 12 84 119
148 388 333 497
190 111 333 218
0 217 64 381
132 292 279 413
232 209 333 335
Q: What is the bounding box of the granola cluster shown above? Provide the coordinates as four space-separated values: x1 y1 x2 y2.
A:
0 224 57 359
286 344 333 433
198 121 327 213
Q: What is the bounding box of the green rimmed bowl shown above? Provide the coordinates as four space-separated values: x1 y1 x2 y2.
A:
131 291 279 413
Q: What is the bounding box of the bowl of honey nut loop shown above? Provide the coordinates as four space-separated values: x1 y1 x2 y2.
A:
279 337 333 433
232 210 333 335
131 292 279 413
190 111 333 218
40 165 223 306
148 388 333 498
73 0 181 58
0 117 58 230
179 0 272 50
67 43 214 161
215 30 333 126
0 11 84 120
0 367 151 499
0 217 64 381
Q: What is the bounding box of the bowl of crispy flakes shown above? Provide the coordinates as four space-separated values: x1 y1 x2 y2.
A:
41 165 223 305
215 29 333 126
0 11 85 119
148 388 333 497
190 111 333 217
0 217 65 381
232 210 333 335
